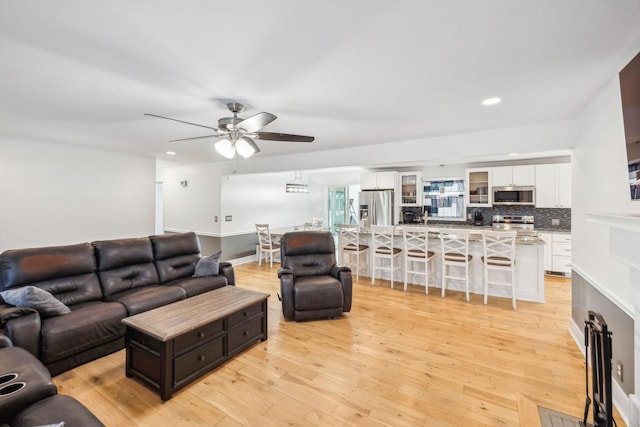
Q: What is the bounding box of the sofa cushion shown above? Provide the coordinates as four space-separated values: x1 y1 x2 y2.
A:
165 275 227 298
0 286 70 317
40 301 127 364
292 276 344 310
0 243 103 306
93 238 160 297
193 251 222 277
150 232 200 260
103 285 185 315
280 232 336 277
150 232 201 283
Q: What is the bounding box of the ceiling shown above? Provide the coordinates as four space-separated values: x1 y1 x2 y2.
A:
1 1 639 167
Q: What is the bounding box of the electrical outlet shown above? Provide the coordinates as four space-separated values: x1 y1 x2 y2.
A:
552 218 560 226
616 361 623 381
214 216 218 222
225 215 232 222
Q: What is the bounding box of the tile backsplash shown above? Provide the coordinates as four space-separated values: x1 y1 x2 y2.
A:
462 206 571 230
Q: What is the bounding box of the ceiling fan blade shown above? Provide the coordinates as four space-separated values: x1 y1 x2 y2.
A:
237 112 277 133
169 134 225 143
255 132 314 142
144 113 220 132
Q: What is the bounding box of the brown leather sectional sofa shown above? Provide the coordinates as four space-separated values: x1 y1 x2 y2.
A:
0 232 235 376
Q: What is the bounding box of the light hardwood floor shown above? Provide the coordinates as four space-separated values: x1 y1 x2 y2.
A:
54 263 625 426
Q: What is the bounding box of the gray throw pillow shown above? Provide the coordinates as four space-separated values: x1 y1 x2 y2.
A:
193 251 222 277
0 286 71 317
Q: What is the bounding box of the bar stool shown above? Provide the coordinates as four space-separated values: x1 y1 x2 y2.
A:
337 224 369 281
255 223 280 268
439 228 472 301
370 225 402 288
481 230 517 309
401 227 435 294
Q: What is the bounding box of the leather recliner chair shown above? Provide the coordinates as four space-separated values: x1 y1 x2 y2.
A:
277 231 352 321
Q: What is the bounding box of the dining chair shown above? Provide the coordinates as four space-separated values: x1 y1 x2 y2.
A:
401 227 435 294
481 230 517 309
255 223 280 268
370 225 402 288
311 217 325 230
439 228 472 301
337 224 369 281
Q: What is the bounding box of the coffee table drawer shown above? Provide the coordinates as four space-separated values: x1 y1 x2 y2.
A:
228 316 264 354
174 318 225 355
174 336 225 386
228 301 264 327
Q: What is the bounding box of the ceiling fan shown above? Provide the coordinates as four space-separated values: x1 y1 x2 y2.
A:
145 102 314 160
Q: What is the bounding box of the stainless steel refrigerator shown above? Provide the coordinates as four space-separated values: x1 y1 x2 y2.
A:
359 190 394 227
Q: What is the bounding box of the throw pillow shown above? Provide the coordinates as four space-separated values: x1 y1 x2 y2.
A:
0 286 71 317
193 250 222 277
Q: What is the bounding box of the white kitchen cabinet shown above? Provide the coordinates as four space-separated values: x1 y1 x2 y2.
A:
361 171 397 190
540 232 572 276
535 163 571 208
491 165 535 187
556 163 572 208
466 168 492 207
398 171 422 206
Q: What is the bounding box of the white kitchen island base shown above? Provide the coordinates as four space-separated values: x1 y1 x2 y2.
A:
350 230 545 304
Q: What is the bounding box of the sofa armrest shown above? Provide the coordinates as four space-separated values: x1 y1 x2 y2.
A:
330 265 351 279
330 266 353 313
0 305 41 357
0 331 13 348
219 261 235 286
277 267 294 278
277 269 295 320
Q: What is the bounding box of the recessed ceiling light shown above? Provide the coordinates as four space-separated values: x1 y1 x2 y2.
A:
509 152 518 156
482 97 501 106
166 151 176 155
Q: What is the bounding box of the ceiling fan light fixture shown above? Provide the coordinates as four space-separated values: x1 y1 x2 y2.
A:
215 139 236 159
285 171 309 193
236 136 260 159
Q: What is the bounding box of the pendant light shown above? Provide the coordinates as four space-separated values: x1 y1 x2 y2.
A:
286 171 309 193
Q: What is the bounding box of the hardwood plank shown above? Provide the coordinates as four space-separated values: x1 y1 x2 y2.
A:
52 263 627 426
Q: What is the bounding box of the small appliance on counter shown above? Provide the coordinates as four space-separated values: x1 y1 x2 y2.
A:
473 210 483 226
400 207 425 224
492 215 535 235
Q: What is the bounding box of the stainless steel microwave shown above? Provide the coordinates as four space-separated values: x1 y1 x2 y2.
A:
492 186 535 206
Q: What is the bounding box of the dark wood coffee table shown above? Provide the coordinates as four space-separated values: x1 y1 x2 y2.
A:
122 286 269 401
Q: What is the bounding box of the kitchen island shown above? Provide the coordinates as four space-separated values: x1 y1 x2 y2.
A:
352 224 545 303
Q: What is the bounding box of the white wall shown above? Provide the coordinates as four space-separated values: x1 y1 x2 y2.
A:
0 137 156 251
220 171 313 235
572 75 640 314
156 162 232 236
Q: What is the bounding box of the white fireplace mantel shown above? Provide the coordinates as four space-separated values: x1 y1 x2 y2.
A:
588 212 640 426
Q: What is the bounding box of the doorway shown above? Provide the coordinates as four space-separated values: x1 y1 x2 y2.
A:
155 182 164 234
327 186 347 234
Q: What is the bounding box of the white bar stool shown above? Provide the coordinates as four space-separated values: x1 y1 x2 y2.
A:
401 227 435 294
370 225 402 289
481 230 518 309
337 224 369 281
438 228 472 301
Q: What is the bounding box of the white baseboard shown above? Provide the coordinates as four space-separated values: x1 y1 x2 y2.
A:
568 318 629 426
